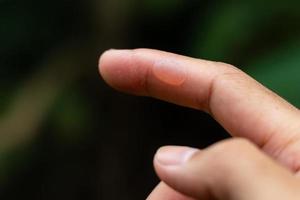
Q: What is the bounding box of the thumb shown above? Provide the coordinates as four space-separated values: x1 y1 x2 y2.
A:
154 138 300 200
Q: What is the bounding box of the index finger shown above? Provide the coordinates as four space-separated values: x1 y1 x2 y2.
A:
99 49 300 165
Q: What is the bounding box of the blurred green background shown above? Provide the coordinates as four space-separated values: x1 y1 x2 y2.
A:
1 0 300 199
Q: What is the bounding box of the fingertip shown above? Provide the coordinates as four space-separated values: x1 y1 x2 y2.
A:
98 49 131 79
154 146 199 167
98 49 112 80
98 49 142 92
153 146 200 186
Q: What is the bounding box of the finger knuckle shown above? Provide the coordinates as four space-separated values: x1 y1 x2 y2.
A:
207 138 257 171
214 138 254 154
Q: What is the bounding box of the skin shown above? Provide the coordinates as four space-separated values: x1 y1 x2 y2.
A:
98 49 300 200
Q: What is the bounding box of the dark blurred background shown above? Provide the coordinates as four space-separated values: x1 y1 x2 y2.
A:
1 0 300 199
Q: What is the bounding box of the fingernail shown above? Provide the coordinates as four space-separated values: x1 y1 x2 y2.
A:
155 146 199 166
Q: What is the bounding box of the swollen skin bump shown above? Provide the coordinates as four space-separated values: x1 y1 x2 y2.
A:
153 59 187 86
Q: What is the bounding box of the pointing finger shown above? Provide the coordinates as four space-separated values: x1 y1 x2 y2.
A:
99 49 300 171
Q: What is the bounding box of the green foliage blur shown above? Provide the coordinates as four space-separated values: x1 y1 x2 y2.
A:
0 0 300 199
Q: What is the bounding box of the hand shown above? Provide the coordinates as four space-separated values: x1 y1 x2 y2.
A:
99 49 300 200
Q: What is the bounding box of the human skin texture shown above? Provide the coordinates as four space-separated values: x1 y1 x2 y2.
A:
99 49 300 200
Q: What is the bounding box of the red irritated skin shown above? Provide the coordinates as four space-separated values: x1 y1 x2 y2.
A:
152 58 187 86
99 49 300 200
